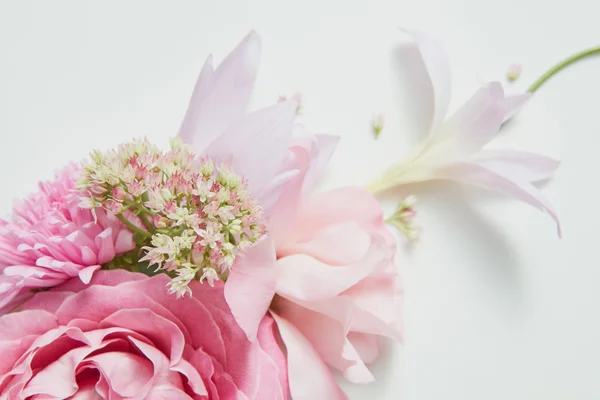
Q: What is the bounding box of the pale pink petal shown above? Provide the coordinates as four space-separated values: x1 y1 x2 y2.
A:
67 381 101 399
256 316 288 398
254 167 300 214
94 228 115 265
265 133 338 239
99 309 186 365
21 291 73 314
114 229 135 254
224 236 277 341
288 187 394 247
271 312 349 400
0 275 34 313
122 276 227 366
430 82 505 157
84 352 154 397
347 332 380 364
502 93 532 122
204 101 297 196
474 149 560 182
130 336 205 396
439 161 561 235
267 146 311 246
171 359 208 397
0 309 57 340
22 345 106 398
55 269 146 292
274 297 375 383
291 128 340 196
145 387 194 400
253 321 287 400
178 31 261 153
399 28 452 132
77 265 100 284
340 340 375 384
190 281 267 398
275 234 388 301
343 274 403 340
277 221 371 265
288 279 402 342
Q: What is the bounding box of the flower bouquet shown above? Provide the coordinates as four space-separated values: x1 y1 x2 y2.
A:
0 27 593 399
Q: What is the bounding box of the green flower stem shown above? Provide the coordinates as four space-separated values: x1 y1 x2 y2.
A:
137 213 155 232
137 204 156 216
116 213 152 238
527 46 600 93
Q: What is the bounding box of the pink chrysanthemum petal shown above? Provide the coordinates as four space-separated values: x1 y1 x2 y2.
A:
0 164 134 313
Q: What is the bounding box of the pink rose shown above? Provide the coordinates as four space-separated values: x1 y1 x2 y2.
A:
0 270 288 399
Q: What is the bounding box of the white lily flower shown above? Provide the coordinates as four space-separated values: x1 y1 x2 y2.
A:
368 29 561 235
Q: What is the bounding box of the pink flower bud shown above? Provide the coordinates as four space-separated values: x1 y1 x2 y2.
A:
506 64 522 82
106 199 123 214
111 187 126 201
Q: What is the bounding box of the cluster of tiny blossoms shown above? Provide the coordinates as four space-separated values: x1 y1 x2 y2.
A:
77 138 266 297
386 196 419 240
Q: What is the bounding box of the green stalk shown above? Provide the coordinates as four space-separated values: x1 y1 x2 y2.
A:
527 46 600 93
116 214 152 238
137 212 155 232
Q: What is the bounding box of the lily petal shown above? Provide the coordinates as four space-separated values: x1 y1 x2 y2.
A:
438 161 561 236
224 236 277 341
429 82 505 158
399 28 452 132
178 31 261 153
502 93 532 122
203 101 297 196
271 312 349 400
474 150 560 182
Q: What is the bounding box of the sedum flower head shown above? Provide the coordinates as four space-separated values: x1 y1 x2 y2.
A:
79 138 267 297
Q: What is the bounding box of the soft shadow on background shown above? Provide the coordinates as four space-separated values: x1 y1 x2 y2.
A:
389 42 434 147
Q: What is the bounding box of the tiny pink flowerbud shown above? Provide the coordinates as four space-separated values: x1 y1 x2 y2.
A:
164 260 179 271
111 187 126 201
506 64 522 82
400 208 416 222
153 215 168 229
127 181 145 197
164 200 177 215
106 199 123 214
386 195 419 240
371 113 385 139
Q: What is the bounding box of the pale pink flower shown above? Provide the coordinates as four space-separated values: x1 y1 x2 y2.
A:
367 29 560 235
0 164 134 313
177 32 399 398
223 136 401 399
0 270 288 399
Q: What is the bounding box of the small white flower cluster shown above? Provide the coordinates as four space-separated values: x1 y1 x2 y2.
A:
386 195 419 240
78 138 267 297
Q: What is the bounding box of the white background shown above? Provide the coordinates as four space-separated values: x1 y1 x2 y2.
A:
0 1 598 399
